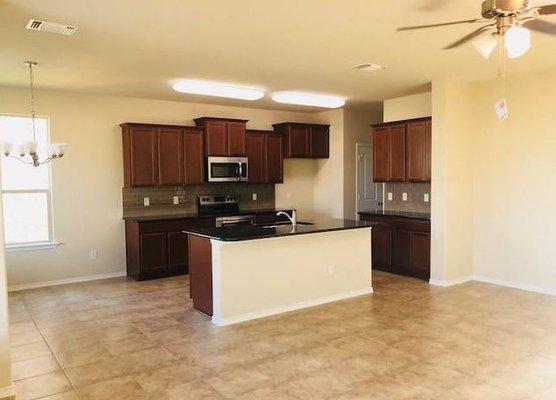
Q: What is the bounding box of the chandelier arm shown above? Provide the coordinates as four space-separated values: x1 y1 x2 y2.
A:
6 154 34 165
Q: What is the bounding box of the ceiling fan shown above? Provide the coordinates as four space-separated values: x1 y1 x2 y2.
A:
399 0 556 59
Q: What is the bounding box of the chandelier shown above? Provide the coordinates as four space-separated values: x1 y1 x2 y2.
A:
2 61 66 167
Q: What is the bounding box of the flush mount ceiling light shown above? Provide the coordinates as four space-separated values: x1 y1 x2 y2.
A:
353 63 388 72
172 80 264 101
271 92 346 108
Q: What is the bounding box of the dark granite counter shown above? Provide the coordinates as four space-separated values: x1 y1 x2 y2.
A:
183 218 374 242
358 209 430 221
123 208 292 222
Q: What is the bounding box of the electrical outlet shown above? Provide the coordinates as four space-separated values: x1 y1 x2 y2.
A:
387 192 393 201
252 193 258 201
402 192 408 201
90 249 98 260
424 193 430 203
173 196 179 205
143 197 150 207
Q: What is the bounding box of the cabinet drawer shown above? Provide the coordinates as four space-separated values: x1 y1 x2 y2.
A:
361 214 430 233
138 218 214 234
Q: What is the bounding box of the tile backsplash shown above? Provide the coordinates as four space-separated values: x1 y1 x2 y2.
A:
123 184 275 215
384 182 431 214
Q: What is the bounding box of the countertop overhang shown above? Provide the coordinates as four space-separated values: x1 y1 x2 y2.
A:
358 210 430 221
183 218 374 242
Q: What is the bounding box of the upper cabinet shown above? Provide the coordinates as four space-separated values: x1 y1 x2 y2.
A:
245 130 284 184
121 123 204 187
272 123 330 159
371 117 431 183
193 117 248 156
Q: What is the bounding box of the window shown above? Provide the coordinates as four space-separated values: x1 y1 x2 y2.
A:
0 115 54 248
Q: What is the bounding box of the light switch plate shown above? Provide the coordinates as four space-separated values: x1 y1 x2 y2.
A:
252 193 258 201
387 192 393 201
173 196 179 205
402 193 408 201
143 197 150 207
424 193 430 203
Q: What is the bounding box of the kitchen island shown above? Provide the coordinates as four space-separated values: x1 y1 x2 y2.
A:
184 218 373 326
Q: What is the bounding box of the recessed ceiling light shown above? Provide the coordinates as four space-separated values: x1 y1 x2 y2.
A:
353 63 387 72
271 92 345 108
172 80 264 101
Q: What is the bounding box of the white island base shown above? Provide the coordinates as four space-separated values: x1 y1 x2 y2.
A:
210 228 373 326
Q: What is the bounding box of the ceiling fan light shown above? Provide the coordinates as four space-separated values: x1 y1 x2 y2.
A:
172 80 264 101
271 92 346 108
505 25 531 59
473 31 499 59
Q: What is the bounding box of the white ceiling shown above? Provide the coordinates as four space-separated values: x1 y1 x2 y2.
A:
1 0 556 111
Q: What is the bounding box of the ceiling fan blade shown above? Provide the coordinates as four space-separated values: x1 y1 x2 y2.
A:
398 19 485 31
418 0 448 11
537 4 556 15
524 18 556 35
444 25 495 49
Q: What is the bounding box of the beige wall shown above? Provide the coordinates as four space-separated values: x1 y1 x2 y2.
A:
343 107 382 220
383 92 431 122
0 195 13 397
0 87 332 287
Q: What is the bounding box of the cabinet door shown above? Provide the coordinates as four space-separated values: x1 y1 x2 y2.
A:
287 126 310 157
205 121 228 156
157 127 183 186
227 122 246 156
265 133 283 183
140 233 168 276
245 132 266 183
183 129 205 184
373 127 390 182
410 232 430 280
389 124 406 181
129 126 158 186
406 121 428 182
309 126 329 158
424 120 431 181
372 226 392 271
392 229 411 272
167 231 188 275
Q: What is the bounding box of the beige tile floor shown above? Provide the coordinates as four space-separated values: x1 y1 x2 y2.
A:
7 271 556 400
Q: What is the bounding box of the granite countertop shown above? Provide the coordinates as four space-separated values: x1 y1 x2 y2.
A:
183 218 374 242
123 208 292 222
358 209 431 220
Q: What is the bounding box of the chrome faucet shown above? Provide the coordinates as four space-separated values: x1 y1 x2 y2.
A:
277 209 297 226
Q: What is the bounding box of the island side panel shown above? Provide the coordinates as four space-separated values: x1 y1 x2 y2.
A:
188 234 213 316
211 228 372 326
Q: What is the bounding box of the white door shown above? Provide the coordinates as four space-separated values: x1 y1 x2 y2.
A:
356 143 381 215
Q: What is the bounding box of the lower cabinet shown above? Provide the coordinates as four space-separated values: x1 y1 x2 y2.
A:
360 213 430 281
125 218 214 280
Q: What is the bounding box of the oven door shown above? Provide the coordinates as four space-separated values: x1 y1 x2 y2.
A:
208 157 248 182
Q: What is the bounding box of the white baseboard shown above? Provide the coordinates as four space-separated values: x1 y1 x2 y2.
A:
429 276 474 287
212 287 374 326
8 270 127 292
473 275 556 297
0 384 14 399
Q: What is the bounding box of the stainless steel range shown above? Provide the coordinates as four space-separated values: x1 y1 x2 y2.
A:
197 195 255 227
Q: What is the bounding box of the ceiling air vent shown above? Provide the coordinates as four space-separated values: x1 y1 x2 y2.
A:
25 19 79 36
353 63 387 72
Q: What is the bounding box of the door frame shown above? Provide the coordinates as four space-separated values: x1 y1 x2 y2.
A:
355 142 373 220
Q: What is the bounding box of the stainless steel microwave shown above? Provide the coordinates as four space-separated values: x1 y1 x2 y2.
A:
207 156 248 182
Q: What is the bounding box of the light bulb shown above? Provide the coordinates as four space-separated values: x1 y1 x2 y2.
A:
505 25 531 59
26 141 38 154
50 143 67 157
1 141 13 156
473 31 498 59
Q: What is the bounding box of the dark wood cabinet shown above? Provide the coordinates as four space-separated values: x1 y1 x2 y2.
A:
157 127 183 186
245 131 266 183
122 123 206 187
371 117 431 183
125 217 214 280
194 117 248 156
246 130 284 184
188 235 213 316
407 120 432 182
359 213 430 281
183 128 204 184
265 133 283 183
122 125 158 187
272 123 330 159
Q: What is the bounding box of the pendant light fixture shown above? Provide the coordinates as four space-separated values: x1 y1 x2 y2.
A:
2 61 66 167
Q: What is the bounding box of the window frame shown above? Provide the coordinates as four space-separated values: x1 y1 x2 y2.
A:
0 113 58 251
